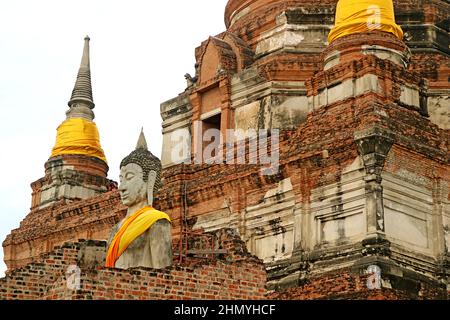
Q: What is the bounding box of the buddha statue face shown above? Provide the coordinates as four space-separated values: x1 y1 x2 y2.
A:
118 163 157 209
118 131 162 211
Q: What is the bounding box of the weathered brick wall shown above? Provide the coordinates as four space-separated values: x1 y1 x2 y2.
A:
268 270 448 300
44 261 266 300
0 229 267 300
0 243 79 299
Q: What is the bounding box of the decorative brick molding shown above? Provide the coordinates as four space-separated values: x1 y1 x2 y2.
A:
268 268 448 300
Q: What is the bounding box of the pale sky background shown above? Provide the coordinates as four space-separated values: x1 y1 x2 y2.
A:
0 0 229 277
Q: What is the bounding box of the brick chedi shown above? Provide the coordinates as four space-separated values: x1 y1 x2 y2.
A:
159 0 450 299
2 37 121 271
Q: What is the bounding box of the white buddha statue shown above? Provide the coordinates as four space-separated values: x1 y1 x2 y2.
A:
106 130 172 269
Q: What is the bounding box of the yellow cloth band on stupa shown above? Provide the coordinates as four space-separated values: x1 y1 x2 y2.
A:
105 206 171 268
328 0 403 43
51 118 107 163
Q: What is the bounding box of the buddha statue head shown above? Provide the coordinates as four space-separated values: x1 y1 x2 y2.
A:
119 130 162 211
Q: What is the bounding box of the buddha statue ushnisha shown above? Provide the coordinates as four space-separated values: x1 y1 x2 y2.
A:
105 130 172 269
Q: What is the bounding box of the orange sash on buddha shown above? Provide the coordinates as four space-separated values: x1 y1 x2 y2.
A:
105 206 171 268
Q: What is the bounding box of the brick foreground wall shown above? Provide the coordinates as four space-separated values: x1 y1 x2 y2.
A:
0 229 266 300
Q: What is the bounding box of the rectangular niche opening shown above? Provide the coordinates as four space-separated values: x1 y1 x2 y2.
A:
202 113 222 160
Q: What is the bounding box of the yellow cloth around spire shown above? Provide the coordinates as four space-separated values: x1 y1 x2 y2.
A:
105 206 171 268
328 0 403 43
51 118 107 163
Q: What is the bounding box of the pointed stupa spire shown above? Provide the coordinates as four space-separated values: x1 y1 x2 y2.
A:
136 128 148 150
68 36 95 108
51 36 107 163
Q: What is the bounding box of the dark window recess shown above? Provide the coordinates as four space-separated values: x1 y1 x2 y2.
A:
202 113 221 160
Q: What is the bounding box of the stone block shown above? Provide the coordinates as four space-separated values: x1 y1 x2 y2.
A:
427 94 450 130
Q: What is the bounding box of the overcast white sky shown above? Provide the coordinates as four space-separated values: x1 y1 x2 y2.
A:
0 0 229 277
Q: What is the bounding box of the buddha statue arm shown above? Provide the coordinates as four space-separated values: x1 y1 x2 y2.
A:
147 219 173 269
